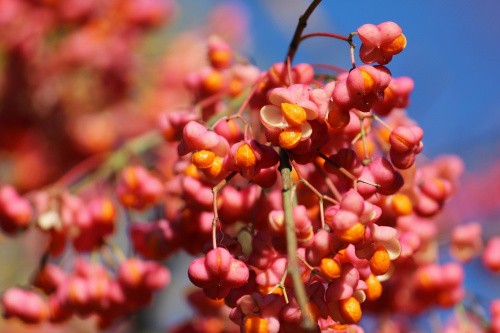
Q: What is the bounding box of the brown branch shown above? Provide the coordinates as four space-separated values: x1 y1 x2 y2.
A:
285 0 323 64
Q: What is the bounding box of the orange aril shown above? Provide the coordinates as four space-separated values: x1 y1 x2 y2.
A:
279 126 302 150
365 274 383 301
320 258 342 279
203 156 223 179
235 143 256 169
391 193 413 216
370 245 391 276
339 297 362 324
336 222 365 243
382 34 407 54
244 315 268 333
192 150 215 169
281 102 307 126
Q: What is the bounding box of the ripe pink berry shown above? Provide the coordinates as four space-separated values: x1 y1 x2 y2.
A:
2 288 49 324
332 65 391 113
188 247 249 299
369 157 403 195
207 35 233 70
158 110 199 142
306 229 335 266
214 118 244 145
483 237 500 273
326 263 360 301
267 62 314 87
357 21 407 65
0 185 32 234
116 166 164 210
33 264 67 294
389 125 423 169
450 223 483 262
130 219 180 260
374 76 414 116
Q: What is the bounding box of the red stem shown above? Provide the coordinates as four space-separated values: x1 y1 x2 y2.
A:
300 31 351 43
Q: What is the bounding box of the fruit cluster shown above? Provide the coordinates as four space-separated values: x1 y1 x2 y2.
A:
0 1 499 332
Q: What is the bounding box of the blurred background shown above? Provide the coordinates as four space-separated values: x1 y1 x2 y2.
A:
0 0 499 332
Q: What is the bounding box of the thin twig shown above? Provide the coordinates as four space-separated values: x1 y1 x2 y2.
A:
348 32 357 69
296 178 336 229
318 152 357 182
325 177 342 202
297 254 332 284
285 0 323 64
268 264 290 304
372 114 394 132
73 131 163 192
300 32 351 43
211 172 237 249
318 151 380 190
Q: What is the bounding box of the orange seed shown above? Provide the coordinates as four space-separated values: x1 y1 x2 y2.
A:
339 297 362 324
235 143 257 169
320 258 342 279
244 315 268 333
391 193 413 216
281 102 307 126
370 245 391 276
279 126 302 149
365 274 383 301
209 49 232 69
123 167 139 189
360 68 376 91
382 34 407 54
192 150 216 169
202 71 224 93
184 163 201 178
336 222 366 243
202 156 223 179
